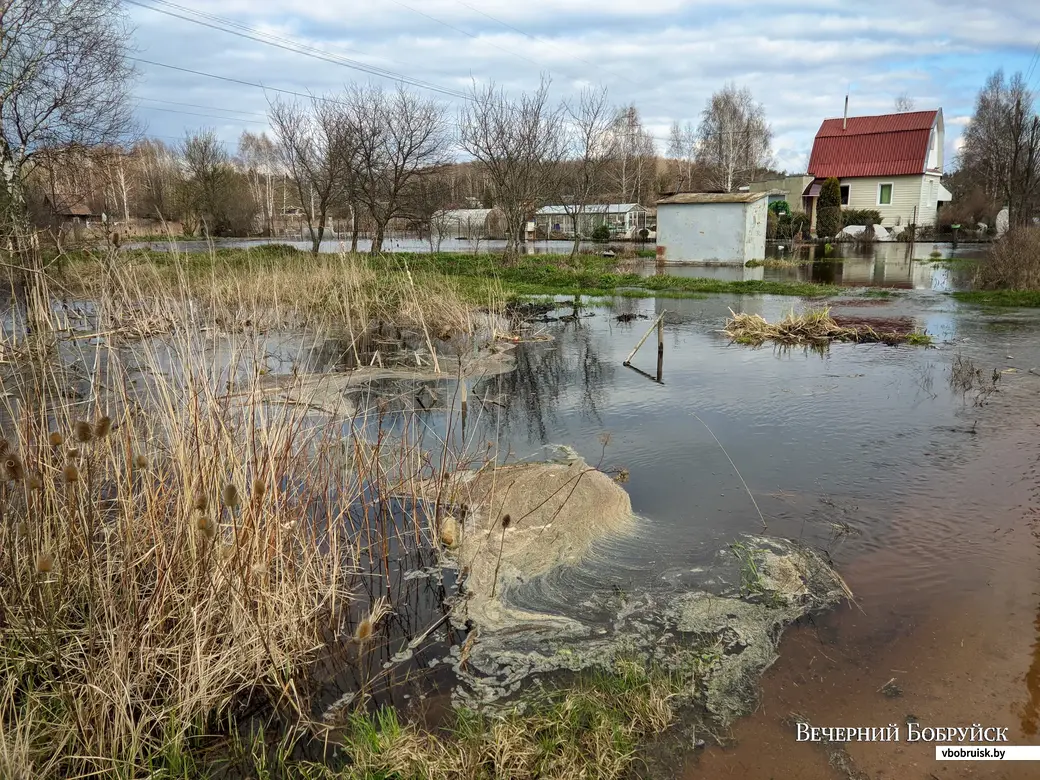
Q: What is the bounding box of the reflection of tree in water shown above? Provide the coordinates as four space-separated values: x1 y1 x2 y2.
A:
473 318 613 445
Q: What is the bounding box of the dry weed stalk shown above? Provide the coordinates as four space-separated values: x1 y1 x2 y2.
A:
0 246 490 777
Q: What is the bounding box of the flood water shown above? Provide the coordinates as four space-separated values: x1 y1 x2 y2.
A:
428 291 1040 777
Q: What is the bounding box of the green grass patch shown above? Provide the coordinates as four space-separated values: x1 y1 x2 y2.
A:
369 252 840 300
952 290 1040 307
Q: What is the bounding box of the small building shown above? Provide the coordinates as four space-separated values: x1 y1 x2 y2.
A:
534 203 648 239
748 175 816 215
434 207 505 239
805 109 952 230
655 192 769 263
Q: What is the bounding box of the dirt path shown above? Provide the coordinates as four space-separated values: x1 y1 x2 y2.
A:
684 404 1040 779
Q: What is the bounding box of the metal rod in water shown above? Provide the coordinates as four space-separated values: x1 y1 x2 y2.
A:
623 311 666 366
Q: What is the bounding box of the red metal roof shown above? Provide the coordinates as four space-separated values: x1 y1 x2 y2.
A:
807 110 938 179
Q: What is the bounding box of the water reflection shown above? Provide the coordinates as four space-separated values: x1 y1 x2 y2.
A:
645 242 984 291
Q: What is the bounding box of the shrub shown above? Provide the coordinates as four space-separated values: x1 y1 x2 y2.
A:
775 211 810 240
976 228 1040 290
591 224 611 242
769 200 791 216
842 208 882 226
816 178 842 238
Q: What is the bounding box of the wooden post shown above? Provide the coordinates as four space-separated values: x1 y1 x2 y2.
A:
623 311 666 367
656 316 664 382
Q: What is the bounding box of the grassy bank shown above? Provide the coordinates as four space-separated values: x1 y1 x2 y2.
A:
952 290 1040 307
62 246 842 303
367 251 841 299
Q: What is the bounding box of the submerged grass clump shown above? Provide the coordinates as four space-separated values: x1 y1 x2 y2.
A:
724 307 932 347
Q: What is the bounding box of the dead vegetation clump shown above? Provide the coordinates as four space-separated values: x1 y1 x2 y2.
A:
975 228 1040 291
724 307 931 347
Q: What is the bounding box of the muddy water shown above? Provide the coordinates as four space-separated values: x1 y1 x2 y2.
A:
441 291 1040 777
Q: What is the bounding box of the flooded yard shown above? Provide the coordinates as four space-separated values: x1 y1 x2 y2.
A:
5 263 1038 778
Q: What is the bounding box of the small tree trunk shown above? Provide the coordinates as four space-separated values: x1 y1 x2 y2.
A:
310 218 325 255
370 221 386 254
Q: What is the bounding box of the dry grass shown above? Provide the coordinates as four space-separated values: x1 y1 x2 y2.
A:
975 228 1040 291
58 246 502 340
724 307 932 347
0 253 492 778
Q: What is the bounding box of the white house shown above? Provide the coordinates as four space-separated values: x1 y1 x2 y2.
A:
534 203 648 239
805 109 952 229
655 192 769 263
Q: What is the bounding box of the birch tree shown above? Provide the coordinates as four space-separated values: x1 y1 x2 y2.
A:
558 86 617 255
238 131 280 236
459 77 566 255
608 105 656 204
696 83 772 192
667 120 698 191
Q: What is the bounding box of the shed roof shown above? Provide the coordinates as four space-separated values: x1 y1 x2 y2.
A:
536 203 645 215
656 192 768 205
807 110 939 179
48 195 97 217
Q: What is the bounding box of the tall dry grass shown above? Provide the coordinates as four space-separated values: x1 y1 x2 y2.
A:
976 227 1040 290
0 248 491 777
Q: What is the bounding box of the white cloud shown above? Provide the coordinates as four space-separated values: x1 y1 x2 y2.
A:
129 0 1040 171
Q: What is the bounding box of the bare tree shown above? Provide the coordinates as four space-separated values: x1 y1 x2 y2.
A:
894 93 916 113
459 77 566 255
558 86 617 255
667 120 698 191
238 131 280 236
696 83 772 192
403 170 454 251
607 105 656 204
346 85 448 254
1 0 135 330
180 130 256 237
961 70 1040 228
133 139 181 221
269 96 355 254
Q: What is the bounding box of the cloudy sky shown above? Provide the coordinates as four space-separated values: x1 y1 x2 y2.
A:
128 0 1040 172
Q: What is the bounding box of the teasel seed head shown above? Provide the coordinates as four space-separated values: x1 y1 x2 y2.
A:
193 492 208 512
5 456 24 482
221 483 240 509
63 463 80 483
74 421 93 444
501 513 511 529
27 475 42 491
251 478 266 499
134 454 148 469
196 516 216 540
94 416 112 439
48 431 63 448
35 552 54 574
353 597 391 644
0 439 9 458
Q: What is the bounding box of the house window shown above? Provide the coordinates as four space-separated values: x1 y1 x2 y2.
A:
840 185 850 206
878 183 893 206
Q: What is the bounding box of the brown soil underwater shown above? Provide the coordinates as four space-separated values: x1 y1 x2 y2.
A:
683 392 1040 778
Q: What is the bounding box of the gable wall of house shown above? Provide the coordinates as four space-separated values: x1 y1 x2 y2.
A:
841 174 925 227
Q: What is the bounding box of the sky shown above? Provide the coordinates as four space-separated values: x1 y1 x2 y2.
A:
128 0 1040 173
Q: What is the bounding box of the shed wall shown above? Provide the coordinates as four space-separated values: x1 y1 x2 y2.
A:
657 201 766 262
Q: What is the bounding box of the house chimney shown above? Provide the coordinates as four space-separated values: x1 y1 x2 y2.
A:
843 94 849 131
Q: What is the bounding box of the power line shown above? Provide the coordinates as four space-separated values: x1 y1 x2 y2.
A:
126 0 472 101
130 56 359 108
136 97 269 118
136 104 269 125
